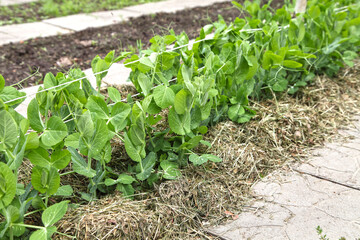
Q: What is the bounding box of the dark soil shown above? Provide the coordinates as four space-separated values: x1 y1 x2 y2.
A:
0 1 283 87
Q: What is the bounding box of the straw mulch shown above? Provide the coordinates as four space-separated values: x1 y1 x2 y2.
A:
55 60 360 239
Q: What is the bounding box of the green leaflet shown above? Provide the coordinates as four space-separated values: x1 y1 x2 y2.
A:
110 102 131 132
0 86 26 107
136 152 157 181
0 110 18 151
0 74 4 92
41 116 68 147
104 174 136 186
31 166 60 195
283 60 303 68
68 147 96 178
107 87 122 103
30 226 57 240
189 154 222 166
50 149 71 170
54 185 73 196
86 95 109 119
160 160 181 180
124 132 142 162
168 107 190 135
174 89 192 115
42 201 68 227
0 162 16 209
153 85 175 109
27 99 44 132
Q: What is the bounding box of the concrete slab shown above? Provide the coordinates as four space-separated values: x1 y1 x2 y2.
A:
43 10 140 32
123 0 230 15
0 22 71 45
0 31 18 45
0 0 36 6
210 118 360 240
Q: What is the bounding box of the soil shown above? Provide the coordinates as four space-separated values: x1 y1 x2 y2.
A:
0 1 283 87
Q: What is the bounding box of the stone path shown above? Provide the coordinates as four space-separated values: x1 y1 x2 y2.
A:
0 0 229 45
0 0 36 6
208 118 360 239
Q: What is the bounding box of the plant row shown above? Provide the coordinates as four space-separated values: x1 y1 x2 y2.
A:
0 0 359 239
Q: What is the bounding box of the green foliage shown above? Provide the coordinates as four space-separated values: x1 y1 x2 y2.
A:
0 0 359 238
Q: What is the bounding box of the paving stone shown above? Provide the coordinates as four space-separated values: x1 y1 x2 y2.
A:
210 118 360 239
123 0 229 15
285 206 360 239
0 31 18 45
0 0 36 6
101 64 133 87
209 203 290 240
0 22 71 45
43 10 140 32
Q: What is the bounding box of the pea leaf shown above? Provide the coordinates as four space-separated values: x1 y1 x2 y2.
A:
43 73 57 90
168 107 187 135
0 86 26 107
0 74 4 92
64 132 80 149
124 132 142 162
137 73 152 96
42 200 68 227
153 85 175 109
110 102 131 132
88 119 109 159
27 99 44 132
228 104 245 122
202 154 222 163
174 89 190 114
0 162 16 209
27 147 50 168
136 152 156 181
86 96 109 120
108 87 122 103
25 132 39 150
189 154 208 166
68 147 96 178
31 166 60 195
50 149 71 170
105 174 135 186
0 110 18 151
283 60 303 68
160 160 181 180
53 185 73 196
30 226 56 240
41 116 68 147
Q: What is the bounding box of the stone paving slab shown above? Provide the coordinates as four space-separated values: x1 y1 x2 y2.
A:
43 10 141 32
0 0 36 6
209 119 360 240
0 22 72 45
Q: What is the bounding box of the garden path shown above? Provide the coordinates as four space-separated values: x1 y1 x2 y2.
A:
208 117 360 239
0 0 36 6
0 0 229 45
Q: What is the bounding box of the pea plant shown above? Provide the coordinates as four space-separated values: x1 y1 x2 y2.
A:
0 0 359 238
